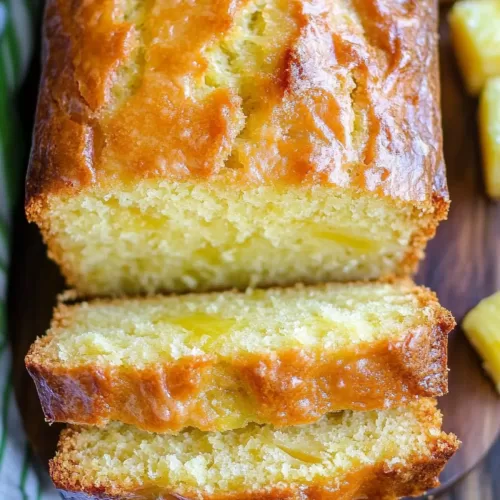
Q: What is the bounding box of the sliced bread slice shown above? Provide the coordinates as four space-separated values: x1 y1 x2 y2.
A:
50 399 459 500
26 281 454 433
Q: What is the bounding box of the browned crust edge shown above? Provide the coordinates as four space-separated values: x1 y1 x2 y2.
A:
25 0 449 298
398 191 449 278
398 0 450 277
25 284 455 433
26 0 449 210
52 445 460 500
49 401 460 500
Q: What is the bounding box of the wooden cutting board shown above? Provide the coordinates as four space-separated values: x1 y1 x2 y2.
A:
412 7 500 496
7 5 500 498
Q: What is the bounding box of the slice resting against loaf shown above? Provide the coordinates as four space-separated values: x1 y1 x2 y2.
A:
26 0 448 296
26 281 454 433
50 399 459 500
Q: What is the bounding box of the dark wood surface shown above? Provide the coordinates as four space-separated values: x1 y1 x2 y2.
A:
6 5 500 500
412 8 500 498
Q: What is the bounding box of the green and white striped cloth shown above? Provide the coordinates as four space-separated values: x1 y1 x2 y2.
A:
0 1 58 498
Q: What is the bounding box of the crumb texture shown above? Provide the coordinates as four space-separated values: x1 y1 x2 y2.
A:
51 400 458 498
42 183 437 295
26 282 453 432
35 282 441 366
26 0 447 296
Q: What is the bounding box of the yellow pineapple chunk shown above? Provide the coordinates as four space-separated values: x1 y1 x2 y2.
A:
479 77 500 198
463 291 500 392
449 0 500 95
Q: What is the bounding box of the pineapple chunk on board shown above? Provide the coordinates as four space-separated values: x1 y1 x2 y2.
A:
479 78 500 198
463 291 500 393
449 0 500 95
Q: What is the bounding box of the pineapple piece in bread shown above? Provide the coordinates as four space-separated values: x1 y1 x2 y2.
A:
463 291 500 392
50 400 459 500
449 0 500 95
479 78 500 198
26 0 448 297
26 281 454 433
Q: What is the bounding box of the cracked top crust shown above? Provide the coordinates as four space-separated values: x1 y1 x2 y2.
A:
26 0 447 205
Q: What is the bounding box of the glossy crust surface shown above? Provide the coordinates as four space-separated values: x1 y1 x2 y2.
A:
50 401 460 500
26 0 448 205
26 285 455 433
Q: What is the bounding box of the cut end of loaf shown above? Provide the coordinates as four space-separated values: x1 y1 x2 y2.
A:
26 0 448 297
49 399 459 500
28 182 445 296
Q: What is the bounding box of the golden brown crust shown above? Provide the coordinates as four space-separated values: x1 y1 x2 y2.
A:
24 0 449 297
26 0 448 208
50 404 460 499
26 284 455 433
53 452 457 500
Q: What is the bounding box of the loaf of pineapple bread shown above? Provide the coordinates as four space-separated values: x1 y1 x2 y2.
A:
26 281 454 433
26 0 448 296
50 399 459 500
